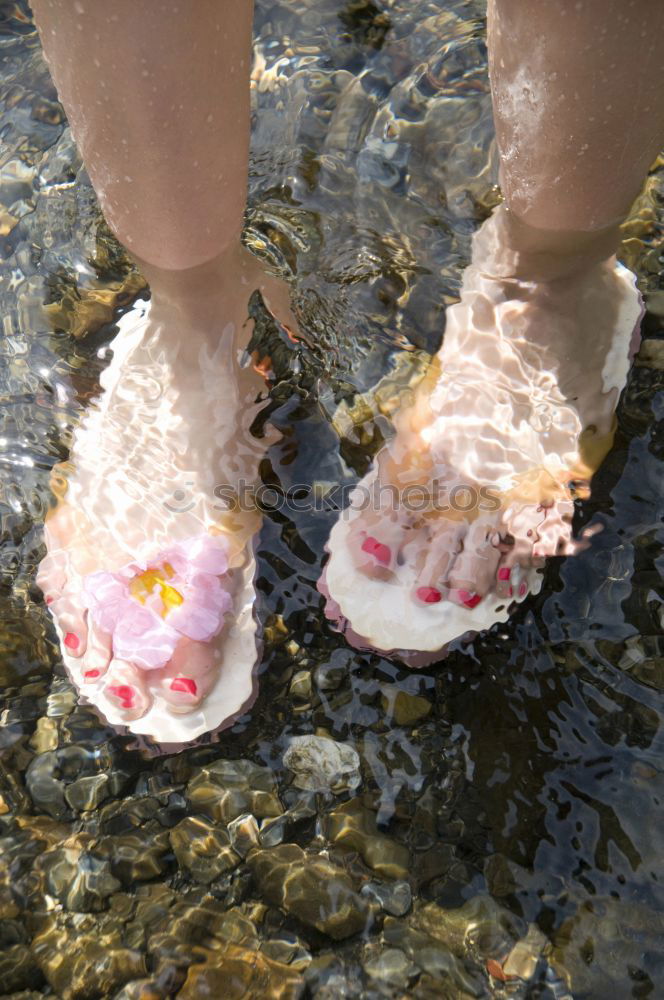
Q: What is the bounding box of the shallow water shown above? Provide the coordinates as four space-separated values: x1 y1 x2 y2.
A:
1 1 664 997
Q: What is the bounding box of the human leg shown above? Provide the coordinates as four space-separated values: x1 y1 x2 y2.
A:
321 0 663 655
32 0 287 737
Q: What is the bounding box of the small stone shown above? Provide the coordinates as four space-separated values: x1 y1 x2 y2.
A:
259 815 288 848
324 798 410 879
29 716 59 753
64 773 111 812
410 896 523 959
0 207 18 237
502 924 548 980
31 96 65 125
248 844 371 940
178 943 304 999
486 958 507 982
39 834 121 913
170 815 240 884
289 670 312 702
364 947 418 989
261 931 312 971
186 758 283 824
313 655 348 691
97 829 171 884
283 735 361 793
0 943 44 992
227 813 261 857
483 853 518 898
383 918 483 997
380 687 432 726
361 879 412 916
32 919 147 999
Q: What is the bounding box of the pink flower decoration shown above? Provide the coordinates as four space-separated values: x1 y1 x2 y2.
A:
81 535 232 670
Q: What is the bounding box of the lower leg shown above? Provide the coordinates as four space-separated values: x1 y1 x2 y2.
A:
322 0 663 652
32 0 287 736
31 0 253 276
487 0 664 274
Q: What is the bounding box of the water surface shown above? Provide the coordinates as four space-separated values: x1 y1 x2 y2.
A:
1 1 664 997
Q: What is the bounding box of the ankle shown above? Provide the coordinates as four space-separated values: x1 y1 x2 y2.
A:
476 205 622 282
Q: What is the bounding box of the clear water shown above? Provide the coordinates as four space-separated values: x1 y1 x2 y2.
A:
1 1 664 997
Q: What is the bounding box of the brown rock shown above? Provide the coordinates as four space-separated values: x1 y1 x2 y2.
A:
169 816 240 884
324 798 410 879
186 759 283 825
32 921 146 1000
178 944 304 1000
248 844 371 940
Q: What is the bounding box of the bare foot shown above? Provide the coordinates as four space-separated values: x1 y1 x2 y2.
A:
321 206 642 657
38 245 294 740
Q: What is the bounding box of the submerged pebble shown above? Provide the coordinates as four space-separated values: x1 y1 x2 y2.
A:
283 734 361 792
248 843 372 939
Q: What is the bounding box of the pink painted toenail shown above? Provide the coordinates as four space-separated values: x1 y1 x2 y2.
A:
361 536 391 566
519 583 527 597
170 677 197 696
108 684 135 709
84 669 100 679
456 590 482 609
497 568 511 582
64 632 79 651
416 586 442 604
45 596 53 605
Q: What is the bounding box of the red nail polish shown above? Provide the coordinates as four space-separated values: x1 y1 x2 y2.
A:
170 677 197 696
416 586 442 604
361 536 391 566
497 567 511 582
457 589 481 609
45 596 54 605
84 669 100 679
519 583 527 597
108 684 135 709
64 632 79 651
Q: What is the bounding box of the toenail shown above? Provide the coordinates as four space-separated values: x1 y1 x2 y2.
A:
455 589 482 609
361 536 391 566
84 669 100 679
64 632 79 651
416 586 442 604
497 568 511 582
45 596 54 605
519 583 527 597
170 677 197 695
108 684 135 709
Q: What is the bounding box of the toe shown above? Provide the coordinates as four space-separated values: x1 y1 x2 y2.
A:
447 519 501 607
103 661 151 722
37 549 67 606
156 638 219 714
80 625 113 683
51 593 88 658
348 515 409 579
494 560 514 600
410 519 463 606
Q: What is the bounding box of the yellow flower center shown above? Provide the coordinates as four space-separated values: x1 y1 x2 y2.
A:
128 562 183 618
